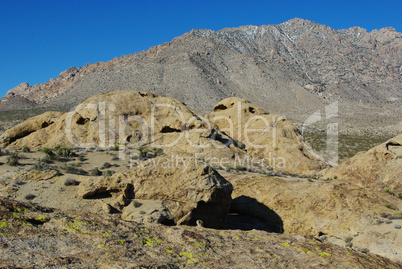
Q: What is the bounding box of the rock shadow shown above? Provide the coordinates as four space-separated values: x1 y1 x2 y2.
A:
226 196 283 233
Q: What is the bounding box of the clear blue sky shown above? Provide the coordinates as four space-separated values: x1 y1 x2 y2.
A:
0 0 401 98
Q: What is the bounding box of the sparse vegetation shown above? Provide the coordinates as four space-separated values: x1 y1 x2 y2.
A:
152 147 164 156
22 146 30 153
6 153 20 166
137 147 148 159
111 142 119 151
32 160 49 171
90 167 102 176
41 147 56 159
344 237 353 243
104 170 114 177
385 204 395 210
384 188 395 196
64 178 80 186
102 162 112 169
25 194 36 200
360 248 370 254
61 164 86 175
234 165 247 171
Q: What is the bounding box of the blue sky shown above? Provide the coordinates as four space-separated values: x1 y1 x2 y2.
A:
0 0 401 98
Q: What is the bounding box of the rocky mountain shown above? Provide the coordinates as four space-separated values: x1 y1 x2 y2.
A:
1 18 401 135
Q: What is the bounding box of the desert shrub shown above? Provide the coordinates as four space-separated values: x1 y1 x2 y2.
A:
225 166 231 172
64 178 80 186
333 175 338 179
360 248 370 254
33 161 49 171
104 170 114 177
152 147 164 156
90 167 102 176
41 156 53 164
61 164 86 175
25 194 36 200
234 166 247 171
137 147 148 159
111 142 119 151
6 153 19 166
41 147 56 159
102 162 112 169
22 146 30 152
56 146 73 158
385 204 395 210
78 155 85 162
111 156 120 161
398 193 402 199
308 178 314 182
344 237 353 243
384 188 395 196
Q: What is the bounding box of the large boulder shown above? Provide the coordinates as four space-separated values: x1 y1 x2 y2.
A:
320 133 402 193
79 155 233 228
1 91 247 163
208 97 329 175
225 172 402 260
0 111 64 148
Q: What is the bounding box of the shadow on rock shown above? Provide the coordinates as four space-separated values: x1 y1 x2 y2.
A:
226 195 283 233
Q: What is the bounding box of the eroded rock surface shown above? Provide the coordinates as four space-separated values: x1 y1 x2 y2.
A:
320 133 402 192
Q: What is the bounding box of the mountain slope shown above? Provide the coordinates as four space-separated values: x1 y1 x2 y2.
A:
1 18 401 134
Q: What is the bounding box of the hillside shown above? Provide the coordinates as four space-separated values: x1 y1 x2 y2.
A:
1 18 401 136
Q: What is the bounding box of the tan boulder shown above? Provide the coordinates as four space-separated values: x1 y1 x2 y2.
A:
320 133 402 192
11 170 59 182
225 173 402 260
208 97 329 175
79 155 233 228
0 111 64 149
2 92 246 162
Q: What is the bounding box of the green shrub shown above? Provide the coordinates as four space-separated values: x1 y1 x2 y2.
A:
344 237 353 243
385 204 395 210
111 142 119 151
384 188 395 196
33 161 49 171
104 170 114 177
90 168 102 176
137 147 148 159
41 147 56 159
56 146 73 158
234 166 247 171
6 153 19 166
22 146 30 153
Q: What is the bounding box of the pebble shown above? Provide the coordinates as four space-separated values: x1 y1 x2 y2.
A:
395 225 401 229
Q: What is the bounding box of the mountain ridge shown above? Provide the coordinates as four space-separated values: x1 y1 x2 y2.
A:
1 18 401 135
